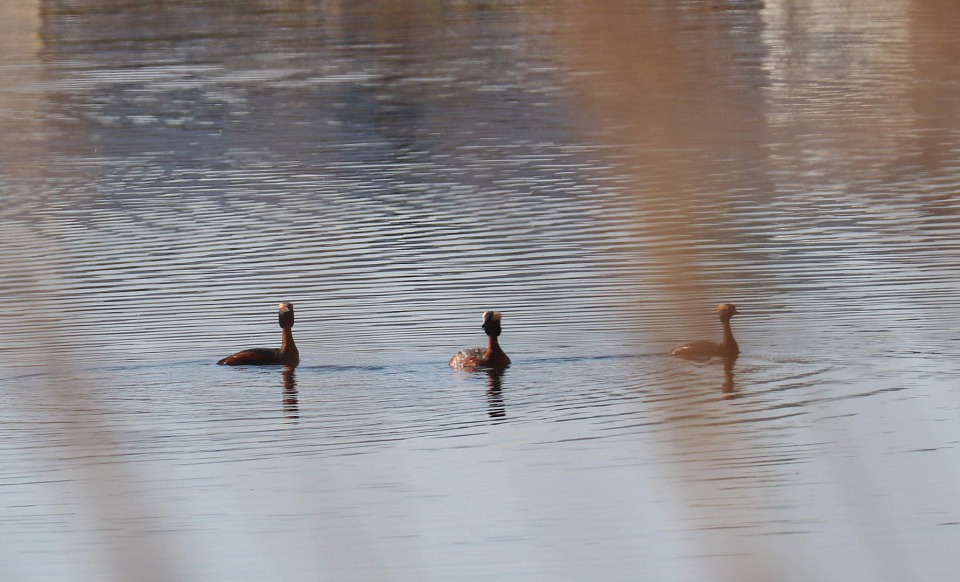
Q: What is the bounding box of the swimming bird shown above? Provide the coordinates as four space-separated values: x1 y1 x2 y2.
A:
671 303 740 360
449 311 511 370
217 302 300 367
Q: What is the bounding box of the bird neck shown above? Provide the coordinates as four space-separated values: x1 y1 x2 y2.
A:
281 326 297 354
485 334 503 357
720 318 739 354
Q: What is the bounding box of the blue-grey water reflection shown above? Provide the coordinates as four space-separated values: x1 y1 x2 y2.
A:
2 1 960 581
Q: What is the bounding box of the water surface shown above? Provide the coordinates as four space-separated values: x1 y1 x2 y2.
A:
2 1 960 581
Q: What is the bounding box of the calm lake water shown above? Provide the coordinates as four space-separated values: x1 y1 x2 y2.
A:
2 1 960 580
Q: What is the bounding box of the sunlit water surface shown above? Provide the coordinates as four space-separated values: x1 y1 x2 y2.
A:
2 1 960 581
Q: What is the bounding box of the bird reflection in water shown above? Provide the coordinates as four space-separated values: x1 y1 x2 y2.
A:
486 368 507 420
721 355 737 398
282 367 299 421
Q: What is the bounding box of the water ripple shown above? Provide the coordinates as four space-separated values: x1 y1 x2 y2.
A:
3 2 960 579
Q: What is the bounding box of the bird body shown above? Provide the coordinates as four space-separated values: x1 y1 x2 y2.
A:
671 304 739 360
450 311 511 370
218 302 300 367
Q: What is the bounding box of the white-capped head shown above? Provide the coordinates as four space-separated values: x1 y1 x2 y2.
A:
482 311 502 324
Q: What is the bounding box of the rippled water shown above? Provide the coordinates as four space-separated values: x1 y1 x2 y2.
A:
2 1 960 581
